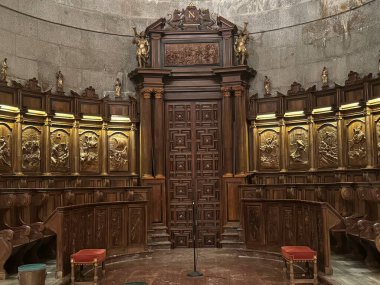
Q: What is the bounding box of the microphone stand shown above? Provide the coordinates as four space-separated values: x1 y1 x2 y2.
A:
187 201 203 277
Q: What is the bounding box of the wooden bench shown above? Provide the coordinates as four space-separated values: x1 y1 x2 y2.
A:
71 249 106 285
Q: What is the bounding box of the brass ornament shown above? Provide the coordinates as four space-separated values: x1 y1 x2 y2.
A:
22 127 41 172
51 130 70 172
108 133 129 172
234 22 249 65
132 27 150 68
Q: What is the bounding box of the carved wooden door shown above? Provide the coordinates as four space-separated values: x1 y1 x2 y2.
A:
166 101 221 248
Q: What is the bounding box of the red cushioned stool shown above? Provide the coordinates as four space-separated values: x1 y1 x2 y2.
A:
71 249 106 285
281 246 317 285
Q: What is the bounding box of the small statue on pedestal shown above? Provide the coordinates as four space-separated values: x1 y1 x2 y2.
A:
234 22 249 65
321 67 329 88
264 76 271 96
378 55 380 75
132 27 150 68
0 58 8 83
114 78 122 98
56 70 64 93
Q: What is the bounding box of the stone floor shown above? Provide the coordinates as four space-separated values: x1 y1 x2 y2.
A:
2 249 380 285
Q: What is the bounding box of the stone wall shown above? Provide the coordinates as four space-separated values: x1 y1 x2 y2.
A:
0 0 379 97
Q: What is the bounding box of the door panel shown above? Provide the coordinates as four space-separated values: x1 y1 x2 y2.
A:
166 101 221 248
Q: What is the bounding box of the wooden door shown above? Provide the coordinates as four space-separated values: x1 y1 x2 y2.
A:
166 101 221 248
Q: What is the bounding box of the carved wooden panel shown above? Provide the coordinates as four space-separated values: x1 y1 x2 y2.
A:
22 126 41 172
376 118 380 166
0 124 12 172
50 129 70 172
246 204 264 246
347 120 366 167
317 124 338 169
164 42 219 66
79 130 99 173
259 129 280 170
288 126 309 169
108 132 129 172
128 206 146 251
166 101 221 248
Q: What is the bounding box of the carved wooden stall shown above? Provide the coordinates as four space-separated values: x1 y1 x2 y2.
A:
129 4 256 248
44 200 147 277
242 199 343 274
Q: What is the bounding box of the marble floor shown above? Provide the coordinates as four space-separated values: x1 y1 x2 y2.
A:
2 249 380 285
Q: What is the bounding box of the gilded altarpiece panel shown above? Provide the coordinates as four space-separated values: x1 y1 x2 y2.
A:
79 130 100 173
347 120 366 167
0 124 12 172
22 126 41 172
287 127 309 169
50 129 70 172
316 124 338 169
108 132 129 172
258 129 280 170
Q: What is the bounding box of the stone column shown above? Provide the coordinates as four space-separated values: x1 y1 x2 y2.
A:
336 112 345 170
43 116 52 175
233 85 248 175
280 118 287 172
222 87 233 177
14 114 23 175
101 121 108 175
154 88 165 178
365 107 374 168
308 115 316 171
130 123 138 175
72 120 80 175
141 88 153 178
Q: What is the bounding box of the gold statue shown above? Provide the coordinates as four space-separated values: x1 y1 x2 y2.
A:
321 67 328 88
56 70 64 92
234 22 249 65
0 58 8 82
264 76 271 96
114 78 121 97
132 27 150 68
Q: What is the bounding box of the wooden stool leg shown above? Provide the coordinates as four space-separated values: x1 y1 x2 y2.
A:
289 259 295 285
94 258 98 285
71 259 75 284
102 261 105 276
313 256 318 285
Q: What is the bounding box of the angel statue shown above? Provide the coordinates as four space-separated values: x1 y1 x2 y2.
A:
132 27 150 68
264 76 271 96
321 67 328 88
234 22 249 65
56 70 64 92
0 58 8 82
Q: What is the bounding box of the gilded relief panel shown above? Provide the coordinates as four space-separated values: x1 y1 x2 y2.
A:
164 43 219 66
22 126 41 172
347 120 366 167
288 127 309 169
317 124 338 169
79 130 99 173
259 129 280 170
50 129 70 172
0 124 12 172
108 132 129 172
376 118 380 165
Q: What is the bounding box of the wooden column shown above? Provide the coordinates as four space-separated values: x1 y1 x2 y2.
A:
140 88 153 178
130 123 138 175
233 85 248 175
222 87 233 176
100 121 108 175
365 107 374 168
280 118 287 172
43 116 52 175
14 114 23 175
308 115 316 171
72 120 80 175
252 121 258 172
336 112 345 170
153 88 164 178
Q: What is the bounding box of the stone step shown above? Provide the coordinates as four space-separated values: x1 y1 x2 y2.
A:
151 233 171 243
221 232 240 241
148 241 172 250
220 240 245 249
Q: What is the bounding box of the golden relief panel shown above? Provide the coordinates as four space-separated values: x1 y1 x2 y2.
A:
0 124 12 172
317 124 338 169
108 132 129 172
288 127 309 169
164 43 219 66
79 131 99 173
347 120 366 167
50 129 70 172
22 126 41 172
259 129 279 170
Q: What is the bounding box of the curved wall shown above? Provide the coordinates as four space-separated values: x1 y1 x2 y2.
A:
0 0 379 96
